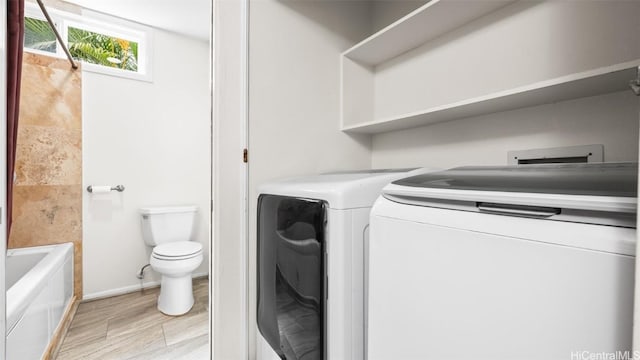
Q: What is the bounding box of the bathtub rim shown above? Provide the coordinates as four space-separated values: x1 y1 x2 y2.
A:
6 242 74 334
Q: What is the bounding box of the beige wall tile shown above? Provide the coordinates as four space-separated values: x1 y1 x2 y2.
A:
9 185 82 245
15 125 82 186
20 53 81 130
11 52 84 297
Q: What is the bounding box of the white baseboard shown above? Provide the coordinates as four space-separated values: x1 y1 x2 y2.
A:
82 271 209 301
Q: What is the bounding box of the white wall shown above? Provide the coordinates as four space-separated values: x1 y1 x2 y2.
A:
248 0 372 357
373 1 640 120
83 29 210 299
371 1 640 168
372 90 639 168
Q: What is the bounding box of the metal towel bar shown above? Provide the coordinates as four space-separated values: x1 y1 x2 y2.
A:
86 185 125 193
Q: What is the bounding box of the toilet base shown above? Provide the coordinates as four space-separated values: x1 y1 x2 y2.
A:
157 275 195 316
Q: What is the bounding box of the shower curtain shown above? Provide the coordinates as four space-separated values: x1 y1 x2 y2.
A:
7 0 25 237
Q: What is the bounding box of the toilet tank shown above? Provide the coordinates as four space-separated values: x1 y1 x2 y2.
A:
140 206 197 246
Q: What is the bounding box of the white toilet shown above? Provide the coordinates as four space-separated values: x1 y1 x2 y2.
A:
140 206 203 316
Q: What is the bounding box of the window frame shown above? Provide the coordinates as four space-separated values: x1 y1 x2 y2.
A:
23 3 153 82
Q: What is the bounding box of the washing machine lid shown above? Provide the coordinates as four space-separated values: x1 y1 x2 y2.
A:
258 168 438 209
385 163 637 213
153 241 202 258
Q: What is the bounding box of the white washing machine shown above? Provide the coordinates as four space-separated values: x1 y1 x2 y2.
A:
256 168 437 360
368 163 637 360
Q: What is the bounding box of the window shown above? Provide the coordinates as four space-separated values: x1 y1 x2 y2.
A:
23 4 152 81
24 17 57 53
67 25 139 72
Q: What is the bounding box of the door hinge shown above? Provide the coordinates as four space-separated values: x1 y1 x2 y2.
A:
243 148 248 163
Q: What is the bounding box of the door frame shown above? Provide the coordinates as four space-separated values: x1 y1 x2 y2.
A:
634 93 640 351
211 0 250 358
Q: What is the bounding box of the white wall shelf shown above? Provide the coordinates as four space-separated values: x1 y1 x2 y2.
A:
342 0 516 66
342 60 640 134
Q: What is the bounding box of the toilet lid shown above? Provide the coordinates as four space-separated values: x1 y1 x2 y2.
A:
153 241 202 259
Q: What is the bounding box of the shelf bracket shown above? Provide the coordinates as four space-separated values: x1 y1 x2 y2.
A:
630 66 640 96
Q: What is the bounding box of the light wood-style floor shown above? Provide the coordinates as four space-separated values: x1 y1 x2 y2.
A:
55 277 209 360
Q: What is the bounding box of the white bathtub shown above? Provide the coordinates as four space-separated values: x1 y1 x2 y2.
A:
6 243 74 360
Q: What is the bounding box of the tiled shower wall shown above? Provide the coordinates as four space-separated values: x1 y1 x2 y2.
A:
9 53 82 297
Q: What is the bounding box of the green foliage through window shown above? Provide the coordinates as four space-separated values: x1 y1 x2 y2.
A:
22 10 145 76
24 17 57 53
67 27 138 72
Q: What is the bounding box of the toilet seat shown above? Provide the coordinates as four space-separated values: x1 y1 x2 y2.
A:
152 241 202 261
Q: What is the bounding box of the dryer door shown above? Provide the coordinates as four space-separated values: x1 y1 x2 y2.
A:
257 195 326 360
